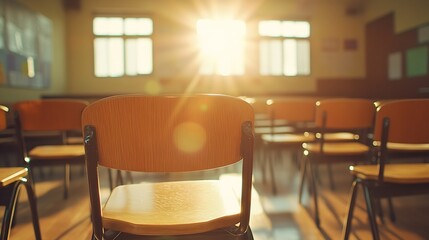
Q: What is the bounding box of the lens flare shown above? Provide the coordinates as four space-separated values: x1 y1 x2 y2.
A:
174 122 206 153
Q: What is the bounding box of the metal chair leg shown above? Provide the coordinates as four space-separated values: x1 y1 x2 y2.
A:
341 179 359 240
23 180 42 240
108 169 113 191
1 182 22 240
268 149 277 195
298 156 308 204
375 197 385 224
363 184 380 240
64 163 70 199
387 197 396 222
308 160 320 227
327 164 335 190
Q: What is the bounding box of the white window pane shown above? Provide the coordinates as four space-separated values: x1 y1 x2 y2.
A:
282 21 310 38
259 39 282 75
259 20 282 37
259 40 269 75
294 21 310 38
125 38 153 75
94 38 109 77
137 38 153 74
125 39 137 75
296 40 310 75
269 40 283 75
108 38 124 76
93 17 123 36
124 18 153 35
282 21 297 37
283 39 297 76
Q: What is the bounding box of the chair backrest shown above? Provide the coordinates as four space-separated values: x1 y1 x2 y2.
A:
314 98 375 130
0 105 7 130
373 99 429 144
0 105 8 131
268 98 317 123
13 99 88 132
240 96 269 116
82 94 254 172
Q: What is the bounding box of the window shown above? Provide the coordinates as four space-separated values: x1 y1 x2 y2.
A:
197 19 246 76
259 20 310 76
93 17 153 77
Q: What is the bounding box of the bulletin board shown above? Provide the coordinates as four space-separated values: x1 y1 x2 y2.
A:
0 0 52 89
406 46 428 77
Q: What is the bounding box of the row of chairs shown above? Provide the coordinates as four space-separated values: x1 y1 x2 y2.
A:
0 100 87 239
3 95 429 239
252 97 429 239
1 95 255 239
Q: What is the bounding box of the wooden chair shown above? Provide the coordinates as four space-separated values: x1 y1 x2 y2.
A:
299 98 375 227
342 99 429 240
13 99 88 199
259 97 317 194
0 105 41 240
82 94 254 239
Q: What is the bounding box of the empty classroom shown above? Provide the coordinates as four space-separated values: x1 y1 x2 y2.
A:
1 0 429 239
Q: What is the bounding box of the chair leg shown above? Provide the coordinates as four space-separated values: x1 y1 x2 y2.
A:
363 184 380 240
267 147 277 195
327 164 335 190
1 182 22 240
308 160 320 227
341 179 359 240
108 169 114 191
116 170 124 186
387 198 396 222
375 197 385 224
298 156 308 204
23 180 42 240
243 226 254 240
64 163 70 199
125 171 133 184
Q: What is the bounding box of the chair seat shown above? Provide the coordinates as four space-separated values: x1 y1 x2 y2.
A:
303 142 369 155
373 141 429 152
0 167 28 187
103 180 241 236
254 126 295 135
350 163 429 184
322 132 359 141
0 136 15 145
29 144 85 159
261 132 315 144
66 136 84 144
254 119 288 127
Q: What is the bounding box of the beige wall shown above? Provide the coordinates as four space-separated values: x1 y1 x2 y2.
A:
2 1 429 102
65 0 366 96
365 0 429 33
0 0 66 103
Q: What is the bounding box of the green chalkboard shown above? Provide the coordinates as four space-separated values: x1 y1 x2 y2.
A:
406 46 428 77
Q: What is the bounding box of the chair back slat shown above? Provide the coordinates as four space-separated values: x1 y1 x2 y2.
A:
82 94 254 172
374 99 429 144
13 100 88 132
315 98 375 129
269 98 317 123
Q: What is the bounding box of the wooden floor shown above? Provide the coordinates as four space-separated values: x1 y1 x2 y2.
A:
2 148 429 240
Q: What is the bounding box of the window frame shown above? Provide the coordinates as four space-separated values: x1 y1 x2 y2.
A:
92 14 154 78
258 19 311 77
